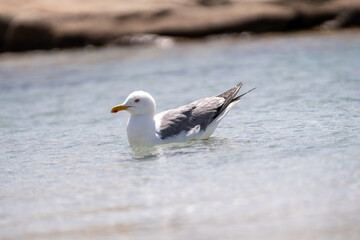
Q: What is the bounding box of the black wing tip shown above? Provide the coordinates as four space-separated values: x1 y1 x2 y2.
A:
232 87 256 102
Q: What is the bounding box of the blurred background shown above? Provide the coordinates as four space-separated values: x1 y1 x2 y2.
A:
0 0 360 52
1 0 360 240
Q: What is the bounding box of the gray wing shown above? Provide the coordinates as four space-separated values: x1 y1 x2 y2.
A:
157 97 224 139
157 82 253 140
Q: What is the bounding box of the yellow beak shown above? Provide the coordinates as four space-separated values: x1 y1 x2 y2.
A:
111 104 130 113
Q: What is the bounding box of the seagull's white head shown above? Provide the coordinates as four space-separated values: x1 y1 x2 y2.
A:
111 91 156 116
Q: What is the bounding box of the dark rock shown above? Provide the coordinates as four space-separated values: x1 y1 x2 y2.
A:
4 20 54 52
342 10 360 27
0 16 11 52
149 9 172 19
56 33 87 48
197 0 231 7
115 12 143 22
55 32 110 48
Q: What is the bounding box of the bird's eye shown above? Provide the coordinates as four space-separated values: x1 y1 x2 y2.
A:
134 98 140 103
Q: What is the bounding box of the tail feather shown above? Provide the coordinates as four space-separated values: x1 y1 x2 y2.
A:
213 82 255 121
216 82 243 117
217 82 243 99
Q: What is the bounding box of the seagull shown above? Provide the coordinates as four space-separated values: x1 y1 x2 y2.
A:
111 82 254 146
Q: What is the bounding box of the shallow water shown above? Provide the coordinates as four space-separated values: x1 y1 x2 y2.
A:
1 31 360 240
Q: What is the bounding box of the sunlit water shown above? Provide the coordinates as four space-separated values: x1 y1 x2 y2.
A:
1 31 360 240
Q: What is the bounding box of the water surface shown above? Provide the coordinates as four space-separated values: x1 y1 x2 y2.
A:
1 31 360 240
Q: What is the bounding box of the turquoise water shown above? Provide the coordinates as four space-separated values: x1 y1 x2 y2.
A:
1 31 360 240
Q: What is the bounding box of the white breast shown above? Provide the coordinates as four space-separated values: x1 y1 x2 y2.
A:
127 115 159 146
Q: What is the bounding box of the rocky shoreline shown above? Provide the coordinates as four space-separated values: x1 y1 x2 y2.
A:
0 0 360 52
